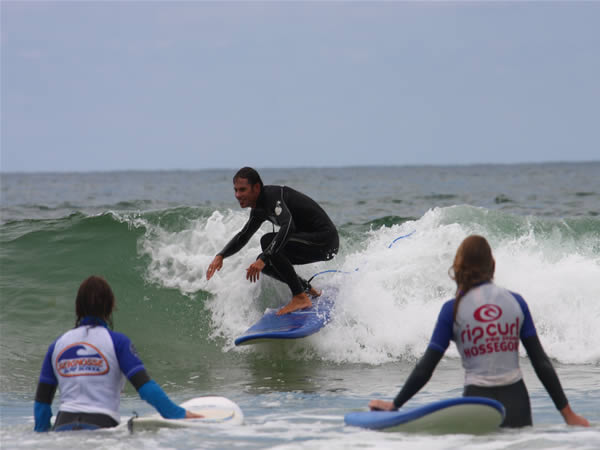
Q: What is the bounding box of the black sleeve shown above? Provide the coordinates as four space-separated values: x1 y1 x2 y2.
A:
129 369 152 391
393 347 444 409
522 335 568 411
218 214 263 258
35 382 57 404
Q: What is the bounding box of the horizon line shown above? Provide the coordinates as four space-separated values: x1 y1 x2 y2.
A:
2 160 599 176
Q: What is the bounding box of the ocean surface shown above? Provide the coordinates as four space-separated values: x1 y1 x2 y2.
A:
1 163 599 449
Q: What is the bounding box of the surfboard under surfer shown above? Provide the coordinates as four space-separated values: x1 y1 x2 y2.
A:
206 167 339 315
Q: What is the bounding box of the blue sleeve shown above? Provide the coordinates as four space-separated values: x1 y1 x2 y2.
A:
109 331 146 379
35 343 57 432
34 401 52 432
38 342 58 385
428 300 454 353
138 380 186 419
511 292 537 339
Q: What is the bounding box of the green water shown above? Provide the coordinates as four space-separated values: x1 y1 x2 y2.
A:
1 165 599 448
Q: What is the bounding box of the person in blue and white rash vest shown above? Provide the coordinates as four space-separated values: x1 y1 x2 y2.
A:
34 275 203 432
369 235 589 428
206 167 339 316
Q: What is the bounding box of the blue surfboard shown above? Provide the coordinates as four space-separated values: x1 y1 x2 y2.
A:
344 397 505 434
234 289 335 346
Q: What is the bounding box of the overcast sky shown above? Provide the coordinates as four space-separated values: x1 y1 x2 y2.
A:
1 1 599 173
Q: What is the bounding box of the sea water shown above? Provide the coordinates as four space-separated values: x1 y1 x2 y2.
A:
1 164 599 448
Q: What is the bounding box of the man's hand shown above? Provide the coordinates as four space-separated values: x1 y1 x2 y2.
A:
246 259 266 283
206 255 223 280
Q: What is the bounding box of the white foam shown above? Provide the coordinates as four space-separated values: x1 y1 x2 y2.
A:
494 231 600 364
137 207 600 365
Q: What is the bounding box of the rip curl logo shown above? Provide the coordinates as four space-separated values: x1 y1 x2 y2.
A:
473 304 503 322
274 201 282 216
55 342 109 377
461 304 520 359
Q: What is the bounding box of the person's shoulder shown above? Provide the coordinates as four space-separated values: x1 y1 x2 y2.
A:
281 185 316 202
505 287 524 299
438 298 455 321
107 328 130 340
53 328 70 342
441 298 455 310
507 289 529 311
46 331 67 354
53 326 80 346
258 185 282 202
107 329 133 348
492 282 526 303
491 283 530 313
107 328 129 338
263 184 280 192
482 282 521 299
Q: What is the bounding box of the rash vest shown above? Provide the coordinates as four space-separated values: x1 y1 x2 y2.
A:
38 324 145 423
429 282 537 387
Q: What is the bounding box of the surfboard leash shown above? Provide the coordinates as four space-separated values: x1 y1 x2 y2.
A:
127 411 139 434
307 268 359 284
387 230 416 248
308 230 416 282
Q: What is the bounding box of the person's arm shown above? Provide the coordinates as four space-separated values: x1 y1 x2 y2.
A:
206 215 263 281
393 347 444 408
369 301 453 411
522 335 589 426
113 332 200 419
369 348 444 411
218 215 263 260
130 369 203 419
129 370 185 419
34 343 58 432
514 293 589 427
559 404 589 427
34 382 56 432
521 335 567 410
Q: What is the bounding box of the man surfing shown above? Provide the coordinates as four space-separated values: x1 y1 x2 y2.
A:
206 167 339 315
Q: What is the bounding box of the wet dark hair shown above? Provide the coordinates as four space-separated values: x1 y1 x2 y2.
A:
449 235 495 321
75 275 115 328
233 167 263 189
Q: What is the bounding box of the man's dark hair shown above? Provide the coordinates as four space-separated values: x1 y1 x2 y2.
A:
233 167 263 189
75 275 115 328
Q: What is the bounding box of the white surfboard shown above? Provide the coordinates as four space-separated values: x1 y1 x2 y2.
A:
127 396 244 432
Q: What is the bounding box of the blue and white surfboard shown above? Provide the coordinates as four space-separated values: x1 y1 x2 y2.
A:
234 289 335 346
345 397 505 434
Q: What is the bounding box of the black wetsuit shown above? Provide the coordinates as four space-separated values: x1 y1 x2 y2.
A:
218 185 339 296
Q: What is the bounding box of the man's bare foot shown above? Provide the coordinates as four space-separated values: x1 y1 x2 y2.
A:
277 293 312 315
307 287 322 298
